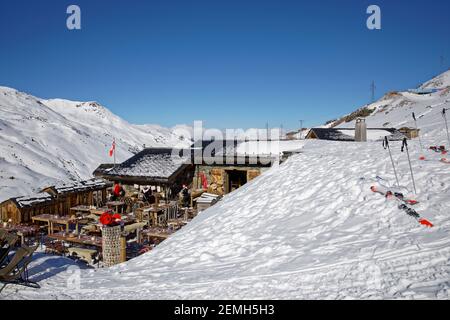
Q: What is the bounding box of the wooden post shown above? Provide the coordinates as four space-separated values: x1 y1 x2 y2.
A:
120 236 126 263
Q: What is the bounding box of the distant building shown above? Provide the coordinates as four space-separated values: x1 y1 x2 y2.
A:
398 127 420 139
305 127 403 142
407 88 441 95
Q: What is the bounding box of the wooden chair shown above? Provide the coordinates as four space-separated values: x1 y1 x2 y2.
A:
0 234 19 267
0 245 40 292
44 240 66 256
0 229 7 243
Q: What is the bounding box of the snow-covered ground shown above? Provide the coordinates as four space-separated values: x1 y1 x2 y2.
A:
0 87 190 202
2 71 450 300
5 123 450 299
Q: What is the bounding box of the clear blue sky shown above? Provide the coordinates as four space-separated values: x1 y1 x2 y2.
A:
0 0 449 130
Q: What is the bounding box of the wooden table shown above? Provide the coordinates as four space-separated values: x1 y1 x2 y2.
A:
32 214 77 235
142 227 174 240
48 232 103 248
106 201 126 214
0 225 40 245
167 218 188 230
70 205 93 215
136 203 179 227
90 207 111 216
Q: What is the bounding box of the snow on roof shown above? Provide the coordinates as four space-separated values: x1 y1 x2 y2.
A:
49 178 111 194
308 128 402 142
307 128 354 141
13 193 54 208
106 148 188 180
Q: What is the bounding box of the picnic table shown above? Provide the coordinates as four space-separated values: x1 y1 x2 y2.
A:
70 205 93 215
167 218 188 230
0 224 40 245
48 232 103 248
90 207 111 216
106 201 126 213
32 214 77 235
136 203 179 226
141 227 175 240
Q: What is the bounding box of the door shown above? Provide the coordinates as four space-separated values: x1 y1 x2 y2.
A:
226 170 247 193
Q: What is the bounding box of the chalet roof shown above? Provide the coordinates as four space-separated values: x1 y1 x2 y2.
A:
307 128 354 141
92 164 115 177
7 193 54 208
44 178 112 195
104 148 189 183
191 140 241 156
306 127 403 141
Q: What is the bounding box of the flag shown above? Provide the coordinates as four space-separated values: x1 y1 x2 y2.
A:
200 172 208 190
109 139 116 157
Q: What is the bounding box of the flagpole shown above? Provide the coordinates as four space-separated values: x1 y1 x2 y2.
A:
412 112 424 153
113 138 116 168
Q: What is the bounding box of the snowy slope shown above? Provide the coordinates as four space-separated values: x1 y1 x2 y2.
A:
3 72 450 300
6 125 450 300
333 71 450 139
420 70 450 89
0 87 190 202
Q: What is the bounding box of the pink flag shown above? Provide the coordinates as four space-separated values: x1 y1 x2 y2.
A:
109 139 116 157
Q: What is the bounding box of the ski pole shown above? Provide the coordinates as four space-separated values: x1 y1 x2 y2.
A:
383 136 400 187
443 108 450 148
412 112 424 152
401 138 417 194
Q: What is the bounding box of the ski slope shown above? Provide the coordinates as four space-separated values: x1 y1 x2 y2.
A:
0 87 190 202
3 71 450 300
5 127 450 300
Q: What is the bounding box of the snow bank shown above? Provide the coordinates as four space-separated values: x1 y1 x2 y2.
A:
6 127 450 299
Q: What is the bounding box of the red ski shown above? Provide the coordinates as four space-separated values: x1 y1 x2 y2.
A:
370 185 433 228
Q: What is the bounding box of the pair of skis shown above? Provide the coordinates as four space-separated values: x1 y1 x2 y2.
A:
429 146 450 164
428 145 448 155
370 185 433 228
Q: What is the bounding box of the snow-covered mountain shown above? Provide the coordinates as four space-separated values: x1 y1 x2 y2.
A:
329 70 450 134
0 87 190 202
5 71 450 300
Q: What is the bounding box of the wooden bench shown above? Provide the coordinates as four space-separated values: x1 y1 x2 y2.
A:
67 247 98 265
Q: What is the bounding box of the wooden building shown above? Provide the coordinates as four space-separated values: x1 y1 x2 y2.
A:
0 179 111 224
41 179 112 216
96 148 194 200
398 127 420 139
191 140 275 195
97 141 277 198
0 193 55 224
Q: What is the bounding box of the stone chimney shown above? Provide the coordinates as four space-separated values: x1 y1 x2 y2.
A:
355 118 367 142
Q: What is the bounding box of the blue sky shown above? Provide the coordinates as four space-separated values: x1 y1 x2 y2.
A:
0 0 449 129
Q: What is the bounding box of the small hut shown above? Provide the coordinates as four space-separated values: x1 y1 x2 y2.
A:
398 127 420 139
41 179 112 215
0 193 55 224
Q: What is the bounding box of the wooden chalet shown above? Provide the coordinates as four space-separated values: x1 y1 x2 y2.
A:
41 179 112 215
97 148 194 200
0 179 112 224
0 193 55 224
